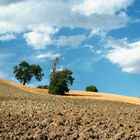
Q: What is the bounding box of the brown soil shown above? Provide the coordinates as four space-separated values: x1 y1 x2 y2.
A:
0 79 140 140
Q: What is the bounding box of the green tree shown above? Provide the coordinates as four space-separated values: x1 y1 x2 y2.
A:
86 85 98 92
13 61 44 85
31 64 44 81
49 69 74 95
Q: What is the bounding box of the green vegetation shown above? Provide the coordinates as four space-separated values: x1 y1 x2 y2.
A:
13 60 99 95
48 57 74 95
37 85 49 89
86 85 98 92
13 61 44 85
13 58 74 95
49 69 74 95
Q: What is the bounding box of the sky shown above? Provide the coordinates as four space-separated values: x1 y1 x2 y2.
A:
0 0 140 97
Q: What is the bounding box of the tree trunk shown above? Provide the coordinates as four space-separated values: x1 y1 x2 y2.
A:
23 81 26 85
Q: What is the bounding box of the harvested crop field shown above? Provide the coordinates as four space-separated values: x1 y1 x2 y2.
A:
0 80 140 140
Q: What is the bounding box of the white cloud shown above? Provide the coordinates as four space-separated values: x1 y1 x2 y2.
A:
0 21 23 34
24 32 50 50
56 35 86 47
89 28 106 37
0 33 16 41
0 0 132 43
82 44 95 53
106 38 128 49
0 0 135 53
105 39 140 74
35 53 61 60
73 0 133 16
24 25 58 49
27 24 58 34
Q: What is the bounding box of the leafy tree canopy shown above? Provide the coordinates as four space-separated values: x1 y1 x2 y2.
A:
86 85 98 92
49 69 74 95
13 61 44 85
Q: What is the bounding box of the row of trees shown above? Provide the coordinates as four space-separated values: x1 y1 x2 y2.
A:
13 58 98 95
13 58 75 95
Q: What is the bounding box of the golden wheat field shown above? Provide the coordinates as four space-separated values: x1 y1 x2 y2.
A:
1 79 140 105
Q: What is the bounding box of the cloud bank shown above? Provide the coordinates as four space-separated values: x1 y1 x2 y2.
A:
1 0 139 75
0 0 133 49
73 0 133 16
106 39 140 74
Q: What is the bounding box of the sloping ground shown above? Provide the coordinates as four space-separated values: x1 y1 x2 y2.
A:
0 79 140 139
0 86 140 139
0 79 30 95
68 91 140 105
0 79 48 94
0 79 140 105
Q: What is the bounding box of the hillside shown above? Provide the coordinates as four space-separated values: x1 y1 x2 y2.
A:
0 79 140 105
0 79 48 94
0 79 140 139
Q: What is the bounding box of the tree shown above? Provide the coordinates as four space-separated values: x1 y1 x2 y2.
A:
50 57 60 82
51 57 60 73
31 64 44 81
49 69 74 95
86 85 98 92
13 61 44 85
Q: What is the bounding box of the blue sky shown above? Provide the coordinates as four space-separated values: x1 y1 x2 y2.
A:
0 0 140 97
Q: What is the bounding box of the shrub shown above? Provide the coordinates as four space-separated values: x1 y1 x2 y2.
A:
86 85 98 92
49 69 74 95
37 85 48 89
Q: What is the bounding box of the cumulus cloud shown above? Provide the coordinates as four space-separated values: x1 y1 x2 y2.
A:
0 33 16 41
24 32 51 50
72 0 133 16
0 0 135 50
56 35 86 47
24 25 58 49
105 39 140 74
0 0 132 37
35 53 61 60
106 38 128 49
0 21 23 34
